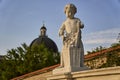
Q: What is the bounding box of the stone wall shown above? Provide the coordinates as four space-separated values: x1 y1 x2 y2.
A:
47 66 120 80
84 46 120 69
84 55 107 69
14 66 120 80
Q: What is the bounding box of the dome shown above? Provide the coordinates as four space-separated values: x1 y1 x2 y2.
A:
30 25 58 52
30 36 58 52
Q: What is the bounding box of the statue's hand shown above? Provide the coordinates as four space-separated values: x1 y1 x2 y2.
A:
80 22 84 28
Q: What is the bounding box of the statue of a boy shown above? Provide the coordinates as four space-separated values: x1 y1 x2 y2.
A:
59 4 84 67
59 4 84 47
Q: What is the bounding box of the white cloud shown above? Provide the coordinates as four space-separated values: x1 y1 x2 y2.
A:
83 27 120 44
85 38 116 44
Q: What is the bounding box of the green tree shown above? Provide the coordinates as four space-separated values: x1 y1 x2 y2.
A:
111 42 120 48
0 43 28 79
87 46 106 54
25 44 60 72
99 50 120 68
0 43 60 80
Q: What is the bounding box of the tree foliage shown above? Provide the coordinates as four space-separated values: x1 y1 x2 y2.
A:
87 46 106 54
110 41 120 48
99 50 120 68
86 42 120 69
0 43 60 80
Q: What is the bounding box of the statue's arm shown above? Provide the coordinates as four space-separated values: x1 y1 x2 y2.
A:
77 18 84 29
59 23 65 36
59 23 65 42
80 22 84 29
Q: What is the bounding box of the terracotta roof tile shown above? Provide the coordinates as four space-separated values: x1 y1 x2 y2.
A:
11 46 120 80
85 46 120 59
11 64 60 80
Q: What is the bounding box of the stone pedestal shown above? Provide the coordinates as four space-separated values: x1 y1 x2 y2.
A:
47 67 120 80
53 47 88 74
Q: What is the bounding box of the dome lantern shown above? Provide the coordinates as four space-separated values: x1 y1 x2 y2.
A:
30 24 58 53
40 24 47 36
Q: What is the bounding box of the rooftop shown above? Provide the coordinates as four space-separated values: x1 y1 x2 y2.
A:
11 45 120 80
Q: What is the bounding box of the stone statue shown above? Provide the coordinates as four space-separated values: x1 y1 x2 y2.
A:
53 3 87 74
59 4 84 48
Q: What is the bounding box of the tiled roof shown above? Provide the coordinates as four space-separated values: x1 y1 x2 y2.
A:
11 64 60 80
11 45 120 80
84 46 120 60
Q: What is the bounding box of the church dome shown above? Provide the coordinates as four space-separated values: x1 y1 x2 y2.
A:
30 25 58 52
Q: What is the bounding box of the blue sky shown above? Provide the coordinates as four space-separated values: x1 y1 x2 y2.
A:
0 0 120 55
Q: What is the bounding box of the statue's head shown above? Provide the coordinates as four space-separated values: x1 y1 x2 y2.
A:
64 4 77 17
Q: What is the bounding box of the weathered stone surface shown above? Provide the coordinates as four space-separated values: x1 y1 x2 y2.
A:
48 67 120 80
53 47 88 74
53 3 87 74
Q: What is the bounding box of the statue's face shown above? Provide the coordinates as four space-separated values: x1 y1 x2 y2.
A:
65 7 74 19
